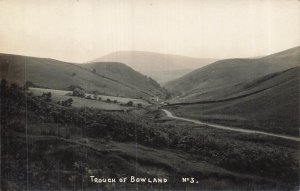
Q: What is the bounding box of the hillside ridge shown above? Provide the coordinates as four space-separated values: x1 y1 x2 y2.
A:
0 53 166 99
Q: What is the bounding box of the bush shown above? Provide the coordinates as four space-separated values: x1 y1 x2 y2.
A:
68 85 83 91
60 98 73 107
107 98 111 102
24 81 36 89
40 92 51 102
126 101 133 106
72 88 85 97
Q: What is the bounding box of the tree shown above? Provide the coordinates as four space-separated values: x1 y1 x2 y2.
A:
24 81 36 90
126 101 133 106
60 98 73 107
93 91 98 100
68 85 83 91
65 98 73 107
72 88 85 97
41 92 51 102
165 92 172 100
1 79 7 91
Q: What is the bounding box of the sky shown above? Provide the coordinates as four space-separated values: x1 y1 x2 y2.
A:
0 0 299 63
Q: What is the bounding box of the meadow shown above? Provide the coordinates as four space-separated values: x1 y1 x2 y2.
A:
29 87 149 111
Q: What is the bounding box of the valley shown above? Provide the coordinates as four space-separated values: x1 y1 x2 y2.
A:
1 46 299 190
30 87 149 111
1 1 299 190
1 84 298 190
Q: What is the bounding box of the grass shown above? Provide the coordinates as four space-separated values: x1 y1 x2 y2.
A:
164 68 299 136
29 87 148 110
85 93 150 106
164 73 299 136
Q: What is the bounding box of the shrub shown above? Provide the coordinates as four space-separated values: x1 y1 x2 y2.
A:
72 88 85 97
24 81 36 89
41 92 51 102
68 85 83 91
60 98 73 107
65 98 73 107
126 101 133 106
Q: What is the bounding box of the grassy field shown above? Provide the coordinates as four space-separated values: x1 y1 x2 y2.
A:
30 87 150 106
85 93 150 106
29 88 128 110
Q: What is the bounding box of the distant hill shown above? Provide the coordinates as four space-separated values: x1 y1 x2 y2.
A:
90 51 218 84
165 67 300 136
0 53 167 99
165 46 300 101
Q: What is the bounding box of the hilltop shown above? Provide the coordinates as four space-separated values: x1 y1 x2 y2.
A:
91 51 218 83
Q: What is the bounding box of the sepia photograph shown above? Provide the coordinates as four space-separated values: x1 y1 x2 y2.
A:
0 0 299 190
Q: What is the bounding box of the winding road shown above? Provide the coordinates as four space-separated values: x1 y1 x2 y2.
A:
161 109 300 142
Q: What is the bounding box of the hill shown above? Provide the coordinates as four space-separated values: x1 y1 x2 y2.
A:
165 67 300 136
81 62 163 96
91 51 218 83
0 53 166 99
165 46 300 101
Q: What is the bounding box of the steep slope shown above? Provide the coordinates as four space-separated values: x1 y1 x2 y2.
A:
165 46 300 101
81 62 165 97
165 67 300 136
0 53 166 99
91 51 218 83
